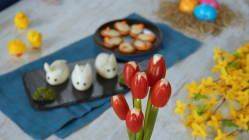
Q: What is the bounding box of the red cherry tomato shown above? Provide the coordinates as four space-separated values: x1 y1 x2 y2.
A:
126 107 144 134
123 61 140 88
151 79 171 108
111 94 130 120
131 72 149 99
147 54 166 88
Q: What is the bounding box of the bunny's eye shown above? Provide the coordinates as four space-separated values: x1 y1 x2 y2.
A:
54 79 57 81
83 83 86 86
107 69 110 72
113 68 115 71
77 82 79 85
47 77 50 80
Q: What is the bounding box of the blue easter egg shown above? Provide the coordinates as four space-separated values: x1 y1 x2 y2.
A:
193 4 217 22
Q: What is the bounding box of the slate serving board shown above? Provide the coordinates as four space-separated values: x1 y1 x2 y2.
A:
94 19 163 57
23 58 149 111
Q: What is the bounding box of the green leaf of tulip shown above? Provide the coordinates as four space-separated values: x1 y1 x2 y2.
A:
118 72 126 85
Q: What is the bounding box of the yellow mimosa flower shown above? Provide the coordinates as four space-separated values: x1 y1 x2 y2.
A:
239 99 248 109
214 111 223 121
182 120 192 129
207 115 220 130
187 104 196 110
203 110 213 120
236 91 248 101
225 89 238 101
230 103 238 120
191 123 207 138
200 77 215 95
226 131 238 140
204 97 218 110
213 47 228 60
184 81 200 97
185 97 193 104
214 129 226 140
186 110 204 124
174 100 187 116
236 114 249 130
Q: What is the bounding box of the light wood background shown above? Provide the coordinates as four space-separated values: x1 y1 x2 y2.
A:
0 0 249 139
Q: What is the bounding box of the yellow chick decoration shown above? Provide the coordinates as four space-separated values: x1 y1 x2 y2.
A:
14 12 29 29
28 30 42 49
8 40 27 57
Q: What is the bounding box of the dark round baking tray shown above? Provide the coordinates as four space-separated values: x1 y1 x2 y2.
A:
94 19 163 57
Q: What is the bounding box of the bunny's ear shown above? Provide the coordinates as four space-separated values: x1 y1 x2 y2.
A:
74 64 82 74
53 69 62 76
108 53 117 65
44 62 51 72
82 63 92 76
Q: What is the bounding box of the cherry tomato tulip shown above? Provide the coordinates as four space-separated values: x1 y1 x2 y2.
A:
147 54 166 88
126 107 144 134
151 79 171 108
111 94 130 120
131 72 149 99
123 61 140 88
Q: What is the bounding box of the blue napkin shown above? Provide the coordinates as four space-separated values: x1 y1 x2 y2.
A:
0 13 201 140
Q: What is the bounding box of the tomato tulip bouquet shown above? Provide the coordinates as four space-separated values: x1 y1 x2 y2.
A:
111 54 172 140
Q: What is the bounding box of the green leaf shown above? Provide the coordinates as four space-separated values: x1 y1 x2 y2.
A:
118 72 126 85
232 52 240 58
226 62 239 69
243 69 246 73
194 93 208 101
194 104 208 116
223 121 238 127
247 123 249 133
193 93 198 96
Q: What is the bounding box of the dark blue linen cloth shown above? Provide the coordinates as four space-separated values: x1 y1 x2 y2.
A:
0 13 201 139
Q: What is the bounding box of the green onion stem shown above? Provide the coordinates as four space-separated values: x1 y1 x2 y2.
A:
144 88 153 134
131 133 136 140
143 106 159 140
134 98 143 140
127 127 132 140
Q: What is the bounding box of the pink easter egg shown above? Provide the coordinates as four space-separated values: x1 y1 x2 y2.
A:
199 0 219 9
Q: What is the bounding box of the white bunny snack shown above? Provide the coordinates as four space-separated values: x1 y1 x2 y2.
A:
95 53 118 79
44 60 69 85
71 63 93 91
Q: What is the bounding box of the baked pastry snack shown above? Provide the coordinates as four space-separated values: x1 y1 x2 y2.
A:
135 33 156 42
119 41 136 53
129 24 144 38
132 40 153 51
101 26 122 38
114 21 130 35
103 37 123 48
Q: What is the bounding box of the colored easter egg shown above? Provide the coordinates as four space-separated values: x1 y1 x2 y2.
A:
179 0 197 13
183 0 198 6
194 4 217 22
199 0 219 9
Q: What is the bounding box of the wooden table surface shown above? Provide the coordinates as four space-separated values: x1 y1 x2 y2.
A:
0 0 249 139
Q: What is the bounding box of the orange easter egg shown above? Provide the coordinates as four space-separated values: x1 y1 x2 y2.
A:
179 0 197 13
183 0 198 6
